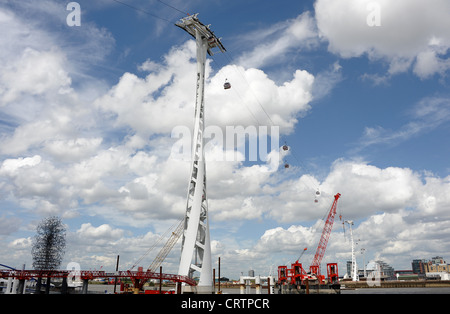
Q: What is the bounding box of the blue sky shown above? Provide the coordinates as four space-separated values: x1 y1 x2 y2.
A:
1 0 450 280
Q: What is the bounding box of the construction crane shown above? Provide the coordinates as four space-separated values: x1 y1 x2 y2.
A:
131 218 185 290
309 193 341 279
278 193 341 287
147 219 184 273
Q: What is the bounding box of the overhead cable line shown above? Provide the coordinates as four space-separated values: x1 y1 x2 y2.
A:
156 0 190 16
109 0 322 199
217 50 322 195
111 0 172 22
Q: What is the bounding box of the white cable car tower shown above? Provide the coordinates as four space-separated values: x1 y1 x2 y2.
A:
175 14 225 294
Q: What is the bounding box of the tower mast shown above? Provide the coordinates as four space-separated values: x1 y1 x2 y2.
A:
175 14 225 294
345 220 359 281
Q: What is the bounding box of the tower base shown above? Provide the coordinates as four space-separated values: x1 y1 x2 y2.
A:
178 283 214 294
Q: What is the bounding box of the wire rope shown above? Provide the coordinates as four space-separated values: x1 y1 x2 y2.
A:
156 0 190 16
109 0 322 197
217 50 322 195
111 0 171 23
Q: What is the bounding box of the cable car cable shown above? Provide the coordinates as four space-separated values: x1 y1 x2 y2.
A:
209 57 263 126
219 50 321 195
156 0 190 16
108 0 322 199
111 0 172 22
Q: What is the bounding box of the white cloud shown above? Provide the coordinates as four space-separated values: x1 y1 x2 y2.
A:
77 223 124 240
220 158 450 227
0 2 317 239
311 61 343 100
0 216 21 235
414 45 450 79
0 155 42 176
44 138 103 162
321 160 420 218
221 186 450 276
95 40 315 137
0 48 72 104
237 11 318 69
0 4 112 157
314 0 450 78
356 96 450 151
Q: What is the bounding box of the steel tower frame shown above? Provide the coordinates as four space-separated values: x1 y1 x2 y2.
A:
175 14 225 294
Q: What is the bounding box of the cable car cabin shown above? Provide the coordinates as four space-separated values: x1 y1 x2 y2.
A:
224 81 231 89
284 163 289 169
282 144 289 151
314 199 318 203
316 190 320 195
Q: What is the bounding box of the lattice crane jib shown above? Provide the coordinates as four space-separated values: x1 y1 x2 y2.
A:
310 193 341 275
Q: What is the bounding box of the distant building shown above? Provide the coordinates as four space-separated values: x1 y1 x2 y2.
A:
395 270 419 281
431 256 446 265
375 260 395 279
426 256 449 272
346 260 395 280
412 256 449 280
412 259 427 274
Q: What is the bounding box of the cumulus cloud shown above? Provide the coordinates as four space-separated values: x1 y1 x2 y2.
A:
0 2 113 156
95 40 315 137
0 155 42 175
314 0 450 78
0 48 72 104
77 223 124 241
0 2 317 240
210 158 447 226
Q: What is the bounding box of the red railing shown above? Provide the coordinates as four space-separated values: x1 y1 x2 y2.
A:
0 269 196 286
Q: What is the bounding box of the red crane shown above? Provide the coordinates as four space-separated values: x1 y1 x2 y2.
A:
309 193 341 278
278 193 341 286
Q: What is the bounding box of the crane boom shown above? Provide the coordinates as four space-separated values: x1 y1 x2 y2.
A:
148 219 184 273
137 218 185 290
310 193 341 274
295 248 307 263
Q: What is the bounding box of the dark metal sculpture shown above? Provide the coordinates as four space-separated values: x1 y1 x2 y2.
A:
32 216 66 271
